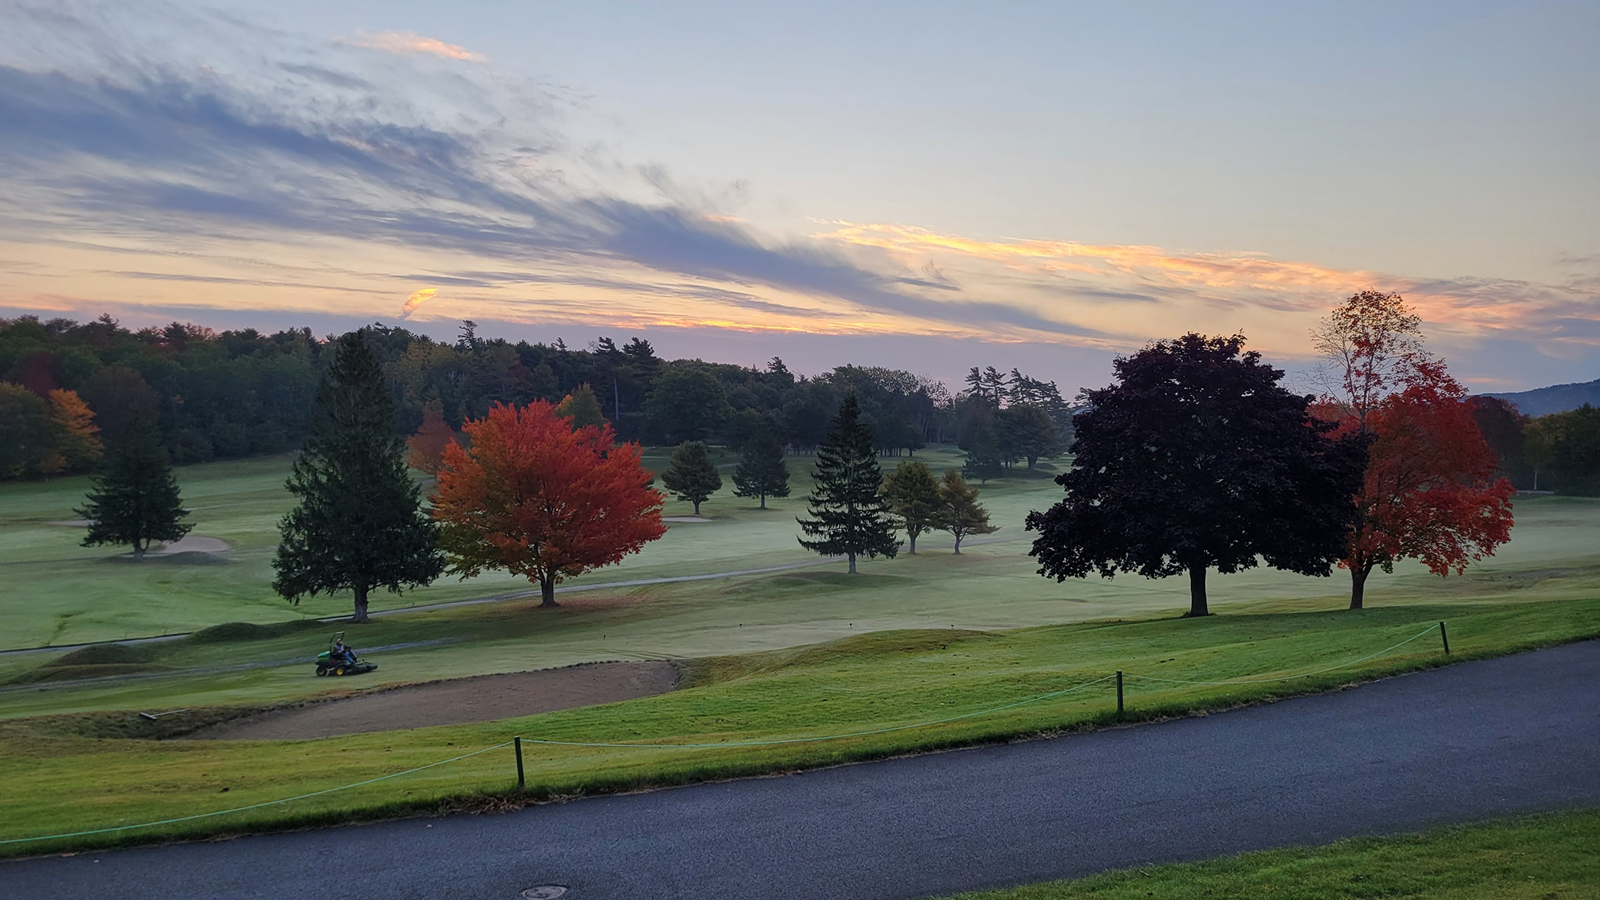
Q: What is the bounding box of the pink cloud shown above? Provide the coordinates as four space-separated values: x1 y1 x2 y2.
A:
345 31 483 62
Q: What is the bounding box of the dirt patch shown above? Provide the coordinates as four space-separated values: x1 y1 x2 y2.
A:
663 516 712 523
189 661 679 741
150 535 229 554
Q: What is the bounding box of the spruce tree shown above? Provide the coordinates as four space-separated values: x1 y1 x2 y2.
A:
797 394 899 573
273 330 443 623
962 423 1006 484
661 440 722 515
731 432 791 509
77 419 191 560
937 470 997 554
882 460 943 553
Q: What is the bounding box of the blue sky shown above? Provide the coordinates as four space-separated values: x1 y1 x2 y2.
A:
1 0 1596 392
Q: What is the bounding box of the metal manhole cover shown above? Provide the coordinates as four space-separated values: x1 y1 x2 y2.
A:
521 887 568 899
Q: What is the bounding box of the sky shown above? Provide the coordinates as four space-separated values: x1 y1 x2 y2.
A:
1 0 1596 393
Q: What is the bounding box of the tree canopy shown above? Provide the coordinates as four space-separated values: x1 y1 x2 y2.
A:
731 431 790 509
432 402 666 607
937 470 996 554
1027 333 1367 617
272 330 443 622
1314 292 1516 608
77 418 191 559
661 441 722 515
797 394 900 573
882 460 943 554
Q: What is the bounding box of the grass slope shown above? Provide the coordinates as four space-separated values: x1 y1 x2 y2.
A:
943 808 1600 899
2 597 1596 857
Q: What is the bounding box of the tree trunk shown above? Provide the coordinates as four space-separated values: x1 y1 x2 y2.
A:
132 539 146 561
953 532 963 555
759 494 767 510
1349 564 1372 610
847 552 857 574
908 531 918 554
539 573 559 608
352 585 370 623
692 499 702 515
1185 565 1209 617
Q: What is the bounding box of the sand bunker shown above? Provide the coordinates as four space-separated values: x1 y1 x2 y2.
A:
151 535 230 554
191 661 679 740
662 516 712 523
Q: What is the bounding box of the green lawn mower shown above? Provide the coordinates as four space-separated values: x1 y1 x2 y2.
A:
315 632 377 677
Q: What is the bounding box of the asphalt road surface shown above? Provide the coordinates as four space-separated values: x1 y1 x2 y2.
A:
7 640 1599 900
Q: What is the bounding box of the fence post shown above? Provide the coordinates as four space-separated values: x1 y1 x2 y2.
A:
1439 622 1450 656
1116 671 1124 718
514 737 525 789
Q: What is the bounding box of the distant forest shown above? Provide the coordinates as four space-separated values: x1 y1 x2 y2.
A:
4 314 1595 495
0 315 1074 480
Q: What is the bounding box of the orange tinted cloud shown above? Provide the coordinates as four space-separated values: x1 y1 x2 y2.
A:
346 32 483 62
401 288 437 318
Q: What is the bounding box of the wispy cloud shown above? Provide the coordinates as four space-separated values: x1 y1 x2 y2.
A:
343 31 484 62
0 0 1594 390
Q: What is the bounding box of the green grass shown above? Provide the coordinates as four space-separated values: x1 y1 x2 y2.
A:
940 808 1600 899
4 449 1599 860
2 596 1596 858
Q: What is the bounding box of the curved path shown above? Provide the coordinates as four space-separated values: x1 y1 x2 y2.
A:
7 641 1599 900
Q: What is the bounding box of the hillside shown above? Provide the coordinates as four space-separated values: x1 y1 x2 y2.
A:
1482 377 1600 417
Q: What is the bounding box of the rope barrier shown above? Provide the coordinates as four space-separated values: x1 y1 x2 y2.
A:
1 621 1448 847
1122 623 1442 686
0 740 514 846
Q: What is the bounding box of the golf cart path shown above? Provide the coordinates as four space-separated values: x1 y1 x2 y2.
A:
8 640 1599 900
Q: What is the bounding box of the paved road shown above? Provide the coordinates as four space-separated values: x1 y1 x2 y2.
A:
8 641 1599 900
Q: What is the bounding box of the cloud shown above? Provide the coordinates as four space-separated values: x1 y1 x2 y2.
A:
0 0 1594 389
2 2 1067 341
401 288 438 317
343 31 484 62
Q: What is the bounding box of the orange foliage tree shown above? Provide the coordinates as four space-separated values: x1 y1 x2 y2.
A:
406 400 454 475
431 402 666 607
47 388 104 473
1315 292 1515 609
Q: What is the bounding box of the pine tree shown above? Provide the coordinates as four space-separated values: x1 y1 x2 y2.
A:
731 432 791 509
661 440 722 515
882 460 943 553
797 394 900 573
77 419 191 559
937 470 997 554
273 329 443 623
962 422 1006 484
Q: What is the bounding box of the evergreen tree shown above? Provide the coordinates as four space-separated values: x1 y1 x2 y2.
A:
797 394 900 573
882 460 943 553
273 330 443 623
77 419 191 559
661 440 722 515
937 470 997 553
732 432 790 509
963 422 1006 484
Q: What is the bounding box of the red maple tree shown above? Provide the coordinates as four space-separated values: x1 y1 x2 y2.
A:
431 401 666 607
1314 292 1515 609
406 401 455 475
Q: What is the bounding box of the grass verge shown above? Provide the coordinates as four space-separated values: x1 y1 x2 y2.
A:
941 808 1600 899
2 597 1596 859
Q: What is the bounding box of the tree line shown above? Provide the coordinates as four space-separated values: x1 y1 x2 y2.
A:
73 329 1002 620
1 314 1076 479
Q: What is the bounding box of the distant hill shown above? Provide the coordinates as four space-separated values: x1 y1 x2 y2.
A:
1482 378 1600 418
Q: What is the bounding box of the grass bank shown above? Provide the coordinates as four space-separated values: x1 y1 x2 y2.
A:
942 808 1600 899
3 597 1596 858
